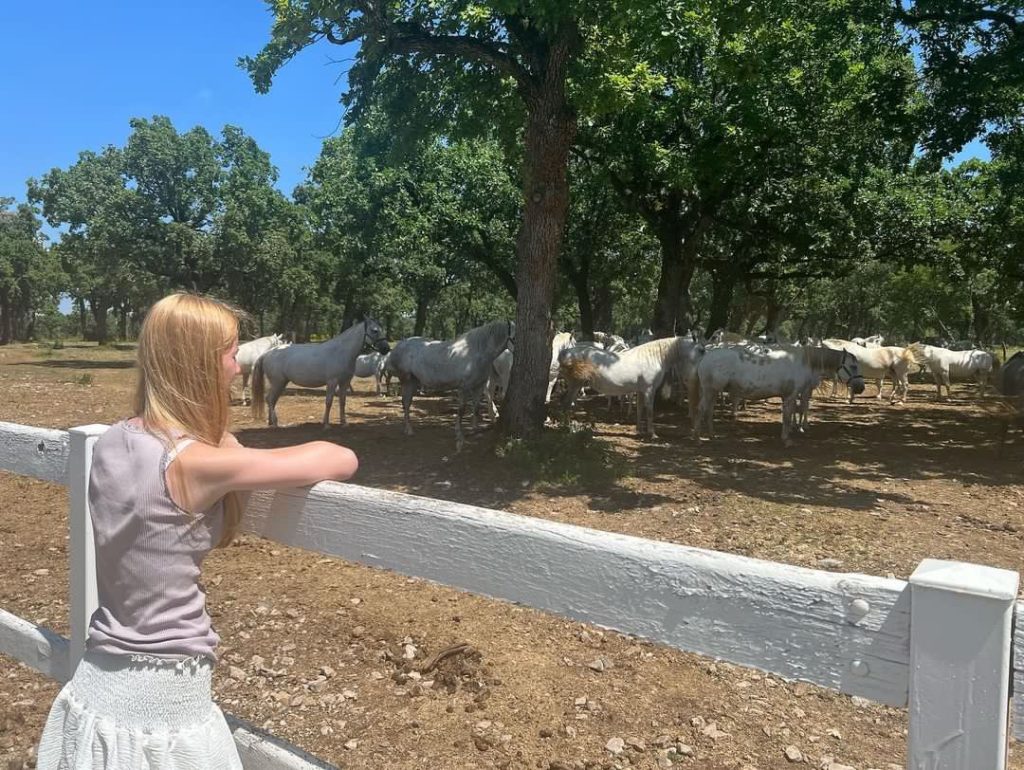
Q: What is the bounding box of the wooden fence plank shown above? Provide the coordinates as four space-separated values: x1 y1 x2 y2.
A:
0 422 69 484
907 560 1018 769
0 608 70 683
243 484 912 706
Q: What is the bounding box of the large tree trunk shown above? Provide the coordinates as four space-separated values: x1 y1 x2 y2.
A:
592 283 613 334
413 292 430 337
77 297 87 338
650 214 709 337
0 290 12 345
573 276 594 340
90 298 110 345
705 266 738 337
501 34 578 440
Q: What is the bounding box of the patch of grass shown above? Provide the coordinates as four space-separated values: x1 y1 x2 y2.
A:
495 422 626 488
71 373 94 386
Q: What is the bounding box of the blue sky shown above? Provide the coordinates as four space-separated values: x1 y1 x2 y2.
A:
0 1 992 210
0 1 357 208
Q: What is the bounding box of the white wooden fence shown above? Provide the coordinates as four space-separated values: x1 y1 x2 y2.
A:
1 419 1021 769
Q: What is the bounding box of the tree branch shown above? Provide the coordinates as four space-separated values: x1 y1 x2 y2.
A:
385 22 532 89
896 5 1020 32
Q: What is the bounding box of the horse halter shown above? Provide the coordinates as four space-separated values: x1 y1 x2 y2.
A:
362 320 388 353
836 353 864 385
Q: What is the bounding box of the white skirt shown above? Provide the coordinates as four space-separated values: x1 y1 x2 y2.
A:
36 650 242 770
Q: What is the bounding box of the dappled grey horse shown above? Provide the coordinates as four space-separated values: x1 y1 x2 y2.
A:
388 320 514 451
996 351 1024 451
252 318 389 428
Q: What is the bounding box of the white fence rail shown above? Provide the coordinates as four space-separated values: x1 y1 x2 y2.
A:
0 420 1020 769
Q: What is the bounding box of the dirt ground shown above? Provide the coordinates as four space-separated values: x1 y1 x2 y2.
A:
2 341 1022 770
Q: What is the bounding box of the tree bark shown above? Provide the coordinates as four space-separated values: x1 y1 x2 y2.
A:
500 31 578 440
77 297 87 338
705 266 738 337
0 290 12 345
413 292 430 337
650 213 709 337
90 299 110 345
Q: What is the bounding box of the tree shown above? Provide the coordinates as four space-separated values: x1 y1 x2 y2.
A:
29 148 146 343
124 116 222 291
895 0 1024 157
245 0 590 439
579 0 919 335
0 199 63 344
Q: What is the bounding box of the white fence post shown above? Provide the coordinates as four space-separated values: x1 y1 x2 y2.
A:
67 424 107 673
907 558 1018 770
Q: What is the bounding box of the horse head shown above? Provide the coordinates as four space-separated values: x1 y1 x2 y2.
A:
363 317 390 354
838 351 866 395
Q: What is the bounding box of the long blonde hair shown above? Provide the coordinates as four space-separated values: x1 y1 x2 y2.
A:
134 293 243 547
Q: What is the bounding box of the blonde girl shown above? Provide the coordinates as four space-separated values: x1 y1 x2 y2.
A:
37 294 358 769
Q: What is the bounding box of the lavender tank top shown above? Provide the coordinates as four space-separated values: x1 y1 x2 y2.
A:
85 419 224 660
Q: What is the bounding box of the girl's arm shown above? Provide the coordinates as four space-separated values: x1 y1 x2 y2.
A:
171 439 358 513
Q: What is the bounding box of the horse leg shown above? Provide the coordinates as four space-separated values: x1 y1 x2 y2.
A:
830 375 839 400
455 394 466 452
401 380 417 436
875 375 885 400
645 391 657 439
322 380 337 429
545 377 557 404
781 397 795 446
337 382 348 426
266 378 287 427
687 376 700 436
241 371 250 405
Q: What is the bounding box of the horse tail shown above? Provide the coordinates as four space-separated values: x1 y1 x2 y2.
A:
251 355 266 421
561 356 597 383
907 342 928 370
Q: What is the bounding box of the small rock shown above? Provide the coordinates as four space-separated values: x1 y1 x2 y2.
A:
320 665 336 678
344 739 358 750
33 568 50 576
605 737 625 755
229 665 247 681
587 658 610 672
625 737 646 751
818 558 843 569
784 745 803 762
701 722 729 740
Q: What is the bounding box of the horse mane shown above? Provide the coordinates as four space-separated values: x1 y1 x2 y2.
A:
460 319 511 347
798 346 844 371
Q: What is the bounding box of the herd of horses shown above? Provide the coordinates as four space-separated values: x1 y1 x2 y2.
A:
237 319 1022 450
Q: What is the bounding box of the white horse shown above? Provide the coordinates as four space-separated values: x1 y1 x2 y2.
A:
592 331 630 353
696 345 864 445
559 336 704 438
821 339 916 403
236 333 288 405
349 351 387 396
909 343 995 399
486 331 578 407
852 334 884 348
486 348 513 411
546 332 577 403
389 320 515 451
252 319 389 428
